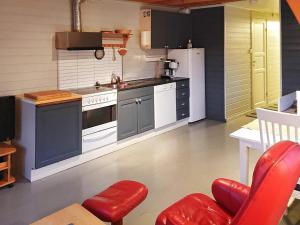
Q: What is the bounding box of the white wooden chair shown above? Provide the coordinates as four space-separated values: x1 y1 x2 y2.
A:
257 108 300 200
257 108 300 151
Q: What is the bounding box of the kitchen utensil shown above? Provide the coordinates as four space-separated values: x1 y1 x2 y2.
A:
118 48 127 56
112 47 116 61
94 49 105 60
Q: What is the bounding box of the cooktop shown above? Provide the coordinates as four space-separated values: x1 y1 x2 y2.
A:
70 86 114 95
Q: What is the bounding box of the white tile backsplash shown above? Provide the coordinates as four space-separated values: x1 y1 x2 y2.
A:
58 47 165 90
58 48 122 90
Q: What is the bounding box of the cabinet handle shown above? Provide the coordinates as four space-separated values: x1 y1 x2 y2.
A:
181 103 185 106
136 99 139 104
181 114 185 117
139 99 142 104
182 93 186 96
181 84 185 87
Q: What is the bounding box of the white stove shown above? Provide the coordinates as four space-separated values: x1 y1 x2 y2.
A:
71 86 118 153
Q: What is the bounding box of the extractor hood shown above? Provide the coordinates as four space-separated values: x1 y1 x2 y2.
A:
55 0 103 50
55 32 103 50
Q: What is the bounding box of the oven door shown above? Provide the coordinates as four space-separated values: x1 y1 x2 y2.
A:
82 102 116 136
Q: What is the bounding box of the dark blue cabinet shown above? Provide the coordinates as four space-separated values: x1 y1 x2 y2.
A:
117 87 154 140
35 101 82 168
151 10 191 49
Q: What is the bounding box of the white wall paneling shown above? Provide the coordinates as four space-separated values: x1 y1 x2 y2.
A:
225 6 281 120
266 18 281 103
225 6 252 119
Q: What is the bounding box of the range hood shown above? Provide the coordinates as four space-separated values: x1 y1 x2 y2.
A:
55 0 103 50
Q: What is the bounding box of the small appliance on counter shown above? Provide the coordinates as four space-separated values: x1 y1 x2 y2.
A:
162 59 179 79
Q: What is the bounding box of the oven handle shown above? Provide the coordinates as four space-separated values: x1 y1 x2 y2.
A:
83 131 117 142
82 101 117 112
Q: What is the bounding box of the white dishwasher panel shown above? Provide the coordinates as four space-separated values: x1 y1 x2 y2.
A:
154 83 177 128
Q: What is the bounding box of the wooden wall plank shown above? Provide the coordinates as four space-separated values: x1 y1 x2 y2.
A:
281 0 300 95
192 7 225 121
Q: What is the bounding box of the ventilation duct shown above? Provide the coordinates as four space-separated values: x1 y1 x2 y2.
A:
55 0 103 50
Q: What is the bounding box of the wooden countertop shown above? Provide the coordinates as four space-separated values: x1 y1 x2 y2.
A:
23 90 81 106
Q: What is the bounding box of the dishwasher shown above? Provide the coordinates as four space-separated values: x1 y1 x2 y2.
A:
154 82 177 128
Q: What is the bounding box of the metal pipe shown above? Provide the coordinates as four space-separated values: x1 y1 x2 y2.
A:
72 0 87 32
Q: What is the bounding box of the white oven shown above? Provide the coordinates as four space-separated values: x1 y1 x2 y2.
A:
81 90 117 153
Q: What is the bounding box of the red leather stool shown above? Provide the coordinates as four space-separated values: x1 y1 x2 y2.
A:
82 180 148 225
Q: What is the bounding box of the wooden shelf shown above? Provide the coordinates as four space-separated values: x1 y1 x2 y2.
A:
0 162 8 171
101 31 132 49
0 143 16 188
0 176 15 188
0 143 16 156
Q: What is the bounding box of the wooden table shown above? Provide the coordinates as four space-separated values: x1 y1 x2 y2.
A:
30 204 105 225
230 120 300 199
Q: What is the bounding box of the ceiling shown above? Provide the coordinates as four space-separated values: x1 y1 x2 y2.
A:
127 0 241 8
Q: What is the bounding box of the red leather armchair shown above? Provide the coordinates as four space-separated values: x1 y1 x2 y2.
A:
156 141 300 225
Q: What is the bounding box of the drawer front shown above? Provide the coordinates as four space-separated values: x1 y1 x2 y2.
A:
176 88 189 99
177 108 190 120
177 97 189 110
118 86 154 101
176 80 189 89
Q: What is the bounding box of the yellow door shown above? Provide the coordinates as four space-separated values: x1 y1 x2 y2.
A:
252 18 267 108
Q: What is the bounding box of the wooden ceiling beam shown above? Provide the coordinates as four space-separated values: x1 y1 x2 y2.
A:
128 0 240 8
287 0 300 24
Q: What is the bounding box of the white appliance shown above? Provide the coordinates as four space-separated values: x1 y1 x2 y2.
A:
72 87 117 153
154 83 177 128
168 48 206 123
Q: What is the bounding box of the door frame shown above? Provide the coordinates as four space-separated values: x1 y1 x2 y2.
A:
251 14 268 109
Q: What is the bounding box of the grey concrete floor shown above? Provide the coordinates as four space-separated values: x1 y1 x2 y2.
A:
0 117 288 225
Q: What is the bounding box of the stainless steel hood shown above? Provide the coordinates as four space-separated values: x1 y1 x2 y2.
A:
55 0 103 50
55 32 103 50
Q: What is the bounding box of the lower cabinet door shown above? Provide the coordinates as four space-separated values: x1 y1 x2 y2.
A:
35 101 82 169
117 99 138 140
138 95 154 134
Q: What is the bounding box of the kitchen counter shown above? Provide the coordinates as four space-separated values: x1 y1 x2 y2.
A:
22 90 81 107
103 77 189 91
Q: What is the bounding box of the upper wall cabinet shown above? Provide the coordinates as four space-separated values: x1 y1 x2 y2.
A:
140 9 192 49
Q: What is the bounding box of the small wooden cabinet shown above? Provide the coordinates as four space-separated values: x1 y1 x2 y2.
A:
0 143 16 188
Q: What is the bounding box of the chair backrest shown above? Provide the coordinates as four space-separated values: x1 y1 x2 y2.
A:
257 108 300 151
233 141 300 225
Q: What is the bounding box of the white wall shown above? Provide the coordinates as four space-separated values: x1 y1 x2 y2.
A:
0 0 164 96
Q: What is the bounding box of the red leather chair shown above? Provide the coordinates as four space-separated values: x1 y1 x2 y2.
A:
156 141 300 225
